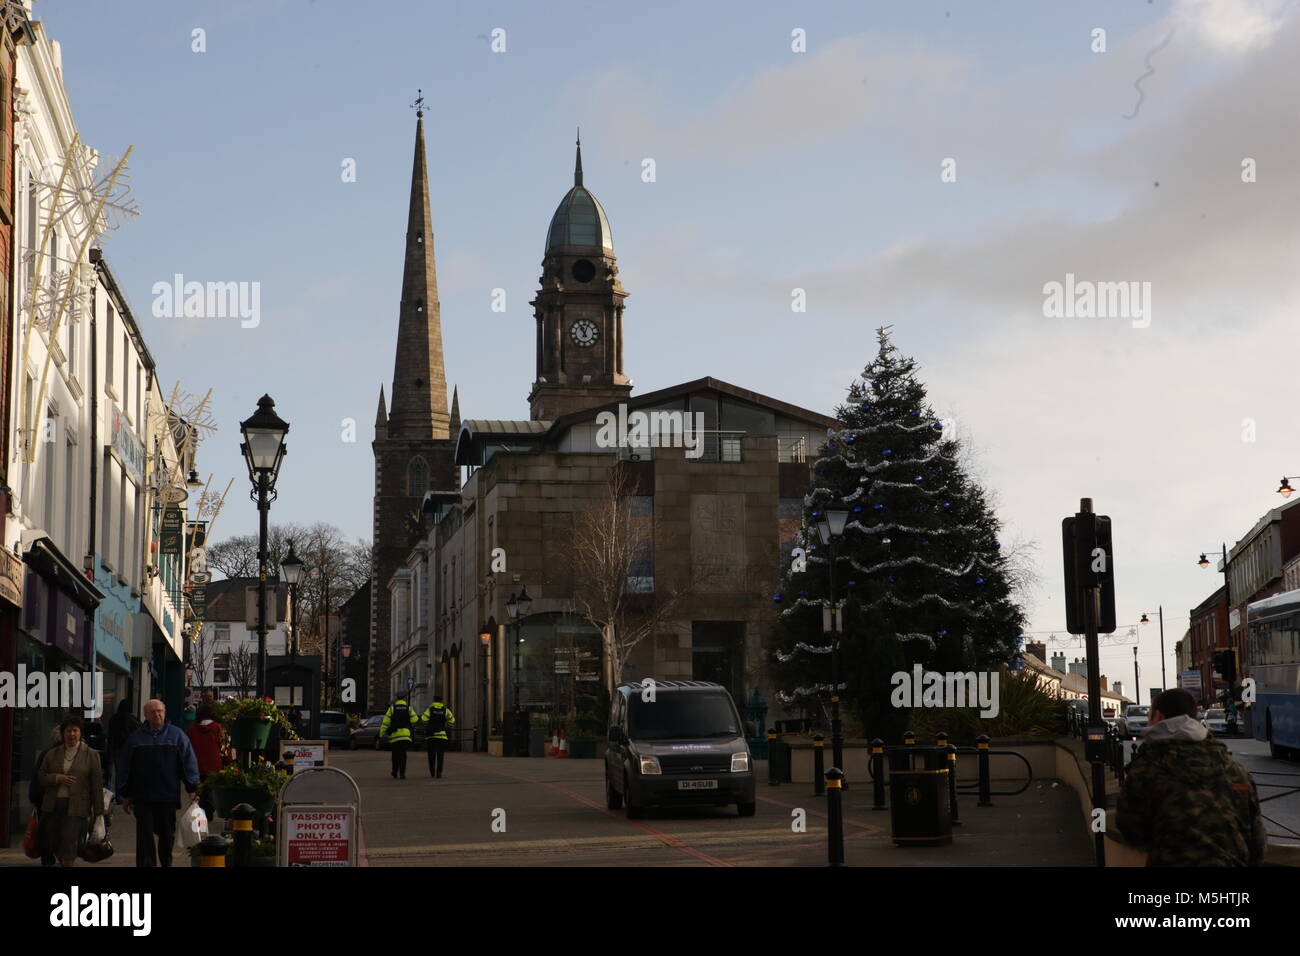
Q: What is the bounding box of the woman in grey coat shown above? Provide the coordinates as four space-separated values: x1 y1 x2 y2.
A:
38 716 105 866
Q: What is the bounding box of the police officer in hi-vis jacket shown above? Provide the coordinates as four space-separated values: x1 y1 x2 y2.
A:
381 697 420 779
421 694 456 779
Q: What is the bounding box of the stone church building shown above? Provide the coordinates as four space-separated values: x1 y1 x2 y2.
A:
371 113 835 741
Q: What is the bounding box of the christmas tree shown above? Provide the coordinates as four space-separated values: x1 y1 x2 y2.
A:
769 327 1027 739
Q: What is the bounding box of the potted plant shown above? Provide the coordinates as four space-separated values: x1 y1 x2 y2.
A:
190 836 277 867
199 759 289 819
216 697 283 751
568 694 606 759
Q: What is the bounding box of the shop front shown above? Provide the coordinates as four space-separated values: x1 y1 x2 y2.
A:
3 537 103 846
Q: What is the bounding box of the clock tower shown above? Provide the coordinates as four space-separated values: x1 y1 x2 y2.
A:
528 133 632 421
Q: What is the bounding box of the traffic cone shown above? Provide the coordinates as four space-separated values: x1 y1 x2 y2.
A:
558 731 569 758
549 730 559 756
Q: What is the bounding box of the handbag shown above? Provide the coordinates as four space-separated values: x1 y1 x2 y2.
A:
22 812 42 860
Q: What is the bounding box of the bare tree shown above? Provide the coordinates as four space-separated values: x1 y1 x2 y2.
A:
228 644 256 698
568 464 702 694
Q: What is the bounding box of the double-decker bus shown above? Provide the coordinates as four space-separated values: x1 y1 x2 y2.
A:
1246 590 1300 758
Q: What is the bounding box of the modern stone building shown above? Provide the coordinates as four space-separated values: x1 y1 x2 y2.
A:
375 129 835 743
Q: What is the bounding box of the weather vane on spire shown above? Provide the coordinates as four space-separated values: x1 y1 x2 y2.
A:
412 88 425 119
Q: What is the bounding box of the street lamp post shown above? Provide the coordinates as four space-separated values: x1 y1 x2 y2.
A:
479 618 494 753
1195 543 1232 707
240 395 289 699
282 541 304 712
505 589 531 755
311 566 333 705
815 510 849 776
1139 607 1167 693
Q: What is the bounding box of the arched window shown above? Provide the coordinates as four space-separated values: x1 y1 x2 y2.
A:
407 456 428 496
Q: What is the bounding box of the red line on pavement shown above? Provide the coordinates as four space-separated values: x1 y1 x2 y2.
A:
475 763 733 867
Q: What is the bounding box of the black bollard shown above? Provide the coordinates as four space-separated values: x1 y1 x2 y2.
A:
976 734 992 807
199 834 228 868
935 731 949 750
946 744 960 825
767 729 779 786
813 735 825 797
903 729 916 747
870 738 886 810
826 767 846 867
232 803 256 867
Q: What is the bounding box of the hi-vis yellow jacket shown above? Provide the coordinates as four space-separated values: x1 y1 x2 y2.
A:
380 699 419 745
420 702 456 740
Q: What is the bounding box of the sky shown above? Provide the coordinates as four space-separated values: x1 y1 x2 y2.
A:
32 0 1300 691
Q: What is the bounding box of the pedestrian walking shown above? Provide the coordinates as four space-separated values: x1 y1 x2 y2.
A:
36 716 105 867
1117 687 1268 866
421 694 456 779
116 699 200 867
186 703 230 821
381 697 419 779
28 725 66 866
106 699 139 791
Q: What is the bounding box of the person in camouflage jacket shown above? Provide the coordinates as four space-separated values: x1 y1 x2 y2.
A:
1117 688 1267 866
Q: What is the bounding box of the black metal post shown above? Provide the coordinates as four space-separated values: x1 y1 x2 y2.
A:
1079 499 1107 868
232 803 256 867
481 640 489 753
1158 605 1166 693
946 744 960 825
976 733 992 806
1133 646 1138 704
828 535 843 781
813 734 825 797
767 729 779 786
826 767 845 867
256 471 269 698
870 738 886 810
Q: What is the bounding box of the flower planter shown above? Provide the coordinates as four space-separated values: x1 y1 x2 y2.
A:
211 785 277 819
568 737 598 759
229 716 272 751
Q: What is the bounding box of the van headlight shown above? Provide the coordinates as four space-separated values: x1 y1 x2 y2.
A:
639 755 662 775
731 753 750 773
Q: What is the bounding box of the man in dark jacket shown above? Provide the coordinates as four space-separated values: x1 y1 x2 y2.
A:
1117 688 1267 866
106 699 139 790
116 699 200 867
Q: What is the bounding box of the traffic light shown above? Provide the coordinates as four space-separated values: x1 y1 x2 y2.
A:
1062 513 1117 634
1213 649 1237 684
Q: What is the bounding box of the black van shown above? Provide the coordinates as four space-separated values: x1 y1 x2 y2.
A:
604 680 756 817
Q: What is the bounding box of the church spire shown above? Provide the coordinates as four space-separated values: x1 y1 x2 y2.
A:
574 127 583 187
387 97 450 440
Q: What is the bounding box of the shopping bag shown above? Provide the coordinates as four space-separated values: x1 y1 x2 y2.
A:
179 802 209 849
22 812 42 859
90 816 106 843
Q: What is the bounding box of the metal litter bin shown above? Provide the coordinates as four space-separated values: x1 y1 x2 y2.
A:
888 745 952 846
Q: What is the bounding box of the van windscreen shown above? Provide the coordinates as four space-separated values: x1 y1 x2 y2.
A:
628 693 740 740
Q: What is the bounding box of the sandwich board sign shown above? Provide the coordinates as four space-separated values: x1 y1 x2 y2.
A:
277 766 360 867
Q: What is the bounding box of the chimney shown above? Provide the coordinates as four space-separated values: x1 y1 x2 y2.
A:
1050 652 1066 672
1026 641 1046 662
1113 681 1123 698
1100 675 1108 692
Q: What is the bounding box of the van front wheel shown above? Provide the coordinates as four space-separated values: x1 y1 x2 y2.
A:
625 774 645 819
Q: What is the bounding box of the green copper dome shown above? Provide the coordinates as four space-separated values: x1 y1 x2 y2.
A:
546 132 613 253
546 185 613 252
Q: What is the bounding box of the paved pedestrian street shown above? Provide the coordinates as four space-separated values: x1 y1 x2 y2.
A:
343 751 1092 867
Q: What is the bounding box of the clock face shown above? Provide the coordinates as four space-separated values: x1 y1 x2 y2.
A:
570 319 599 347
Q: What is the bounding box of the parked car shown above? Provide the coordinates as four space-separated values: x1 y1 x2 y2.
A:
605 680 756 819
1118 705 1150 739
1202 708 1229 734
348 711 426 750
320 710 350 748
